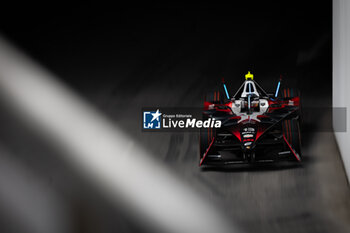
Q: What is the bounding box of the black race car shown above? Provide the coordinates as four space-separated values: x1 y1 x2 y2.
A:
199 72 302 166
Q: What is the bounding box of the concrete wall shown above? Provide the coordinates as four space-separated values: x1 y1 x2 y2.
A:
333 0 350 180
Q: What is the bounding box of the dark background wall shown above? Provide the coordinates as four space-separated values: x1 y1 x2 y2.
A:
0 2 332 106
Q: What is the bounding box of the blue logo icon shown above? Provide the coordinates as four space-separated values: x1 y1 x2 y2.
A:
143 109 161 129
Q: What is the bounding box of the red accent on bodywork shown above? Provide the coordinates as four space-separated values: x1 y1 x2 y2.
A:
199 137 215 166
268 96 300 112
232 130 241 141
203 101 233 112
283 135 301 162
243 139 254 142
255 130 263 140
230 116 241 120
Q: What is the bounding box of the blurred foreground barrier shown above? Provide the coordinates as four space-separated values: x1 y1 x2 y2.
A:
0 36 236 233
333 0 350 182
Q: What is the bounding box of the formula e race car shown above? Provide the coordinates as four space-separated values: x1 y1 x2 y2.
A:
199 72 302 166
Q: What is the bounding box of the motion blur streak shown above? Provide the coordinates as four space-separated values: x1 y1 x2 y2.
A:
0 36 236 233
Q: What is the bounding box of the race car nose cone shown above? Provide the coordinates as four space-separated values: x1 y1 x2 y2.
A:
244 142 252 146
244 141 253 150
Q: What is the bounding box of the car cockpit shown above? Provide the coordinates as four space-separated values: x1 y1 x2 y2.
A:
231 72 269 115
